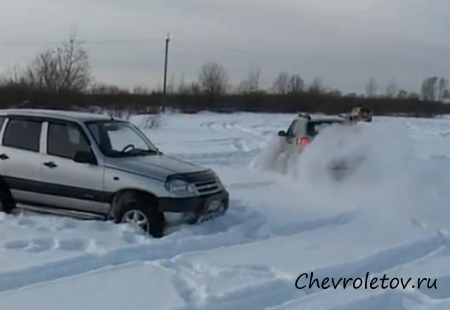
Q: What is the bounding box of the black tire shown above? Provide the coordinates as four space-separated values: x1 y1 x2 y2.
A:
0 179 15 214
116 202 165 238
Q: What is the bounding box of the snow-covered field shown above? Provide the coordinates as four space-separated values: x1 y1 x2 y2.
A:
1 112 450 309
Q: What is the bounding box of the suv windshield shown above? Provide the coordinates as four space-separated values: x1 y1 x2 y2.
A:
86 121 159 157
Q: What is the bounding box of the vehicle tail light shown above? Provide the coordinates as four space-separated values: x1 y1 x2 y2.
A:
297 137 310 148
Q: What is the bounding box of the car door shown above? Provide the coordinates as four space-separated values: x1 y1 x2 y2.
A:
40 120 107 214
282 120 297 144
0 117 46 205
0 116 8 172
286 119 307 151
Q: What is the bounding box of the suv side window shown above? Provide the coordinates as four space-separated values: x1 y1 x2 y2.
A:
3 118 42 152
47 122 91 159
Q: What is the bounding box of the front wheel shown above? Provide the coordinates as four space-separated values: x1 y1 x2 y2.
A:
116 204 165 238
0 182 15 214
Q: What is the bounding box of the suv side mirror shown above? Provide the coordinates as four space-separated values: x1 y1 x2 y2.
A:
73 151 97 165
278 130 287 137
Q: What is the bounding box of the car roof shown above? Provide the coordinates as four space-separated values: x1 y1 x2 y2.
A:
295 114 347 123
309 117 347 123
0 109 114 122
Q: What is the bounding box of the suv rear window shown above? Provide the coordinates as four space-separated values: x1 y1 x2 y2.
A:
3 118 42 152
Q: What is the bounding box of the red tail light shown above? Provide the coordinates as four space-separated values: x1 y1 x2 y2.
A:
297 137 310 147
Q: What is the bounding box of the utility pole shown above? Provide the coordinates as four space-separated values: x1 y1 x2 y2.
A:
162 32 170 113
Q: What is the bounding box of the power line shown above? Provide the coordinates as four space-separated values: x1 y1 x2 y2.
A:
0 37 164 46
0 36 304 65
0 37 291 58
84 38 164 45
174 38 301 62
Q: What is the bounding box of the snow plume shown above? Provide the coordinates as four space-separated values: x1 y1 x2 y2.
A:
249 135 291 174
250 121 429 218
293 121 415 187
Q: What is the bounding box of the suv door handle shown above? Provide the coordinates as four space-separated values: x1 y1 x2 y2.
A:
43 161 57 168
0 154 9 160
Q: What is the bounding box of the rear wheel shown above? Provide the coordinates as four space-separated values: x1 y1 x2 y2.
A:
116 203 165 238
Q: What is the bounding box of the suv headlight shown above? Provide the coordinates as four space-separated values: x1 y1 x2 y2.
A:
165 178 195 195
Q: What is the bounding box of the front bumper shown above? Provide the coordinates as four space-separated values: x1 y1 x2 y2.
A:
159 190 229 225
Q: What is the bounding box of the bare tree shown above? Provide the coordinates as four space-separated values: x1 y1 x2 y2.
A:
444 89 450 101
438 78 448 101
166 74 176 94
198 62 228 97
177 73 188 94
308 77 324 94
23 34 91 93
287 75 304 94
90 83 129 95
273 72 290 94
385 80 398 98
421 77 438 101
133 86 150 95
1 65 26 85
366 77 378 98
408 92 421 100
328 89 342 97
189 82 202 95
238 69 261 94
397 90 408 99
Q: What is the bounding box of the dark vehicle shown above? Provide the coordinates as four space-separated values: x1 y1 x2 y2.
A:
349 106 373 122
277 113 353 148
276 113 363 180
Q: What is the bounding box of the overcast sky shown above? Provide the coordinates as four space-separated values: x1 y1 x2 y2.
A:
0 0 449 94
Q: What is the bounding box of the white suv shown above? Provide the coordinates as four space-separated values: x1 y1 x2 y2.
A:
0 109 229 237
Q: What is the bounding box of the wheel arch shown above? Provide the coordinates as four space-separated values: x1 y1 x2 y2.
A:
107 188 159 220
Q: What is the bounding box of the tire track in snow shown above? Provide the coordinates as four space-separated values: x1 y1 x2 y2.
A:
328 290 432 310
0 229 255 294
0 210 356 294
199 121 219 131
233 123 267 141
170 271 210 306
295 232 447 295
158 259 301 310
232 138 251 153
199 120 266 153
199 121 235 133
172 150 260 167
266 289 434 310
418 273 450 299
165 232 449 310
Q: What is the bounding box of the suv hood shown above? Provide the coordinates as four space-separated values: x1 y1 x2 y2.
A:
104 154 207 181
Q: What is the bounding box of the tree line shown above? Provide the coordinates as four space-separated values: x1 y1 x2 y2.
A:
1 35 449 116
